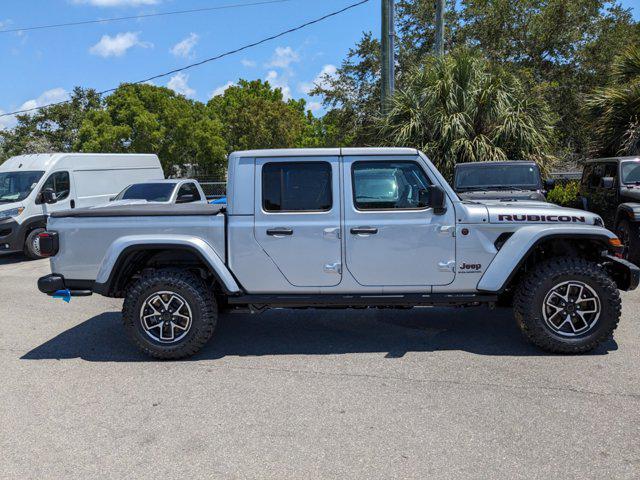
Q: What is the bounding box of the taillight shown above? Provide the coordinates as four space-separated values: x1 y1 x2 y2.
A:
38 231 59 257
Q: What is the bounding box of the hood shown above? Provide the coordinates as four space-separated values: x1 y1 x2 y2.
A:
457 189 546 202
486 203 602 226
620 185 640 201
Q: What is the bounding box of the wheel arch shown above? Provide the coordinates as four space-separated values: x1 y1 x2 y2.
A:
93 237 241 297
477 228 617 294
615 203 640 226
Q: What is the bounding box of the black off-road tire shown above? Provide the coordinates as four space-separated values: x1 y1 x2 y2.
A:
122 269 217 359
24 228 45 260
514 257 621 354
616 218 640 266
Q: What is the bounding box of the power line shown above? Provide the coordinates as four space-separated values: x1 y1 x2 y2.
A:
0 0 369 119
0 0 294 34
3 0 369 118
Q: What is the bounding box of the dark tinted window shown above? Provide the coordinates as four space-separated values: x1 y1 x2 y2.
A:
353 161 432 210
41 171 70 201
262 162 332 212
177 183 201 202
116 183 175 202
455 163 540 189
589 164 604 188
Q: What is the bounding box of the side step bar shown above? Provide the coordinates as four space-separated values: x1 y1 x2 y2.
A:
227 293 497 308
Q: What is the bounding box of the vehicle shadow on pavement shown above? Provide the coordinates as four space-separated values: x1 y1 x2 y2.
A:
22 306 617 362
0 253 29 265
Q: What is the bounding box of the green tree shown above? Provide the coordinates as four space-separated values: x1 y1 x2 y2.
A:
378 51 555 179
77 83 227 176
0 87 101 161
586 46 640 156
207 79 310 153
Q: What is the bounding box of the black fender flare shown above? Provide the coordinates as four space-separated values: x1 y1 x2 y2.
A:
615 203 640 225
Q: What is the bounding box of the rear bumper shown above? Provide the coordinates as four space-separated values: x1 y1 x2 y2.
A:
38 274 94 297
603 254 640 291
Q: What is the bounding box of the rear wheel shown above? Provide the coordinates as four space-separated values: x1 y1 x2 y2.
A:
514 257 621 353
24 228 45 260
616 218 640 265
122 269 217 359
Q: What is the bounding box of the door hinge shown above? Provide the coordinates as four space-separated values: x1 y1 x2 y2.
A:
324 262 342 274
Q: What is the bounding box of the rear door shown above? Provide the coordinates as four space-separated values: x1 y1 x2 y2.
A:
254 156 342 287
343 155 456 287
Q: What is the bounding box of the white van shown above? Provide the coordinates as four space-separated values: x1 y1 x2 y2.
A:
0 153 164 258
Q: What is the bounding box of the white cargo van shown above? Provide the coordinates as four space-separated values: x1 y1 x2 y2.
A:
0 153 163 258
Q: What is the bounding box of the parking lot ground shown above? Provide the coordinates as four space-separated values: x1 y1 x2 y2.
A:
1 254 639 479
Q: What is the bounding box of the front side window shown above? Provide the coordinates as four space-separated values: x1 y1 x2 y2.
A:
352 161 432 210
0 171 44 203
41 171 70 201
262 162 332 212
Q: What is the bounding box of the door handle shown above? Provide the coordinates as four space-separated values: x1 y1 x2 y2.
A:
350 227 378 235
266 228 293 236
70 200 76 209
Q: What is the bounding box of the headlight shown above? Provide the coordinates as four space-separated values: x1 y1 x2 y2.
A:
0 207 25 221
594 217 604 227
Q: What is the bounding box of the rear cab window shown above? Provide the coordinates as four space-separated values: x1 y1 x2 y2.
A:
262 162 332 212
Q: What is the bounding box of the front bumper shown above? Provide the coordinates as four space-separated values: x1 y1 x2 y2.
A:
603 254 640 291
0 218 21 252
38 274 94 297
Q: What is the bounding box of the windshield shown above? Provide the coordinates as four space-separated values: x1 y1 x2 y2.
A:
455 164 540 190
0 171 45 203
621 161 640 184
115 183 175 202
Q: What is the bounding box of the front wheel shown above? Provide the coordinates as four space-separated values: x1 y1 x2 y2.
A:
122 269 218 359
24 228 45 260
514 257 621 353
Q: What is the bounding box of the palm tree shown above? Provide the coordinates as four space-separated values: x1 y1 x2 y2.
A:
378 50 555 179
586 46 640 157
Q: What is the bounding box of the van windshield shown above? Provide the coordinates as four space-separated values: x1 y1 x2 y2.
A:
0 171 45 203
115 183 175 202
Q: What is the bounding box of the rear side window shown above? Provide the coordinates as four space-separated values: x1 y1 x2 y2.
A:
352 161 432 210
262 162 332 212
41 171 70 201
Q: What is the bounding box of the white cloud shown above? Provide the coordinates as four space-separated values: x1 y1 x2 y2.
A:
167 72 195 97
265 70 291 101
266 46 300 70
299 64 337 94
210 81 235 98
0 87 69 130
170 33 199 59
72 0 160 6
241 59 256 68
89 31 151 58
307 101 322 113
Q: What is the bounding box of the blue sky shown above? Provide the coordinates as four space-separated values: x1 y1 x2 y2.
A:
0 0 638 129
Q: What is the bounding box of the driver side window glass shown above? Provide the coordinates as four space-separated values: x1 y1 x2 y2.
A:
352 161 432 210
41 171 70 201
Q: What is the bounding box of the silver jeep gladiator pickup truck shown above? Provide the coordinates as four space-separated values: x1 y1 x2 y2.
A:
37 148 639 359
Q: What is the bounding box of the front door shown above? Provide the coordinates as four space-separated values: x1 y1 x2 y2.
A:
343 156 456 287
254 156 342 287
38 170 73 212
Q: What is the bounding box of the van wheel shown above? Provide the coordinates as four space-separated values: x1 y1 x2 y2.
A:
514 257 621 353
616 218 640 265
24 228 45 260
122 269 217 360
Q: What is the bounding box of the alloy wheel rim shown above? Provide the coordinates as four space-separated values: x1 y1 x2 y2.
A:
140 291 193 343
542 280 601 337
32 236 41 257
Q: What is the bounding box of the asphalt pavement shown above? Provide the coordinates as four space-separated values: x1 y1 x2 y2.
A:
1 254 639 479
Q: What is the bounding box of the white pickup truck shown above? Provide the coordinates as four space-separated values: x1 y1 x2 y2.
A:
36 148 638 359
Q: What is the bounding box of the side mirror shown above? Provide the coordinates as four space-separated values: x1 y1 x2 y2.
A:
176 193 196 204
601 177 615 189
109 196 116 202
427 185 447 214
544 178 555 190
41 187 58 205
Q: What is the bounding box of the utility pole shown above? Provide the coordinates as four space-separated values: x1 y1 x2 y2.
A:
434 0 445 56
381 0 395 112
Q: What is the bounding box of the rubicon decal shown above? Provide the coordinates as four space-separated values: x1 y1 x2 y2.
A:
498 214 586 223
